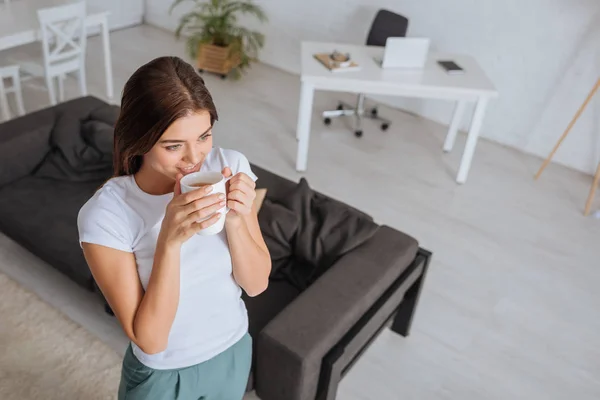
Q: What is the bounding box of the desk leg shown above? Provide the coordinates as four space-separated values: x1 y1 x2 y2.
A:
296 82 315 171
456 97 489 184
100 17 114 99
443 100 466 152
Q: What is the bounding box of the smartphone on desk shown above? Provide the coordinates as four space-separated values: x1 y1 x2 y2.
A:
437 60 464 75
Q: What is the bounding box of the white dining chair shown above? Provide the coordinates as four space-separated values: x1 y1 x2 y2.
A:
0 65 26 122
37 1 87 105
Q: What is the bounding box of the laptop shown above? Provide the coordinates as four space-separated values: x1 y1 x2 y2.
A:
375 37 431 69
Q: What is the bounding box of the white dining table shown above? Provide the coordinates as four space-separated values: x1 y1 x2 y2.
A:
0 0 114 99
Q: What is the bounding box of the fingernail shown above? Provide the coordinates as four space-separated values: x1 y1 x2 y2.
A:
218 193 225 200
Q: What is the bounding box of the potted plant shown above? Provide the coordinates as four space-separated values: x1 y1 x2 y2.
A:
170 0 267 79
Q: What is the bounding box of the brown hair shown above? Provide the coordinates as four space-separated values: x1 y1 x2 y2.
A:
112 56 218 176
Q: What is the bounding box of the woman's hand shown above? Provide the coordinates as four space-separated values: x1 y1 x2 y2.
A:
222 167 256 227
158 173 226 247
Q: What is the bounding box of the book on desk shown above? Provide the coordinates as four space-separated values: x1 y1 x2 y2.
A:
313 52 361 73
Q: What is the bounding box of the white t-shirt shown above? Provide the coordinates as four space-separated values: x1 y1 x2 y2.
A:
77 147 258 370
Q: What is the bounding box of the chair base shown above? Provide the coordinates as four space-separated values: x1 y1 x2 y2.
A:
322 94 391 137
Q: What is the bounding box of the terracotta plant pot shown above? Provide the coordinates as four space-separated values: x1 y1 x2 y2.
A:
197 43 241 77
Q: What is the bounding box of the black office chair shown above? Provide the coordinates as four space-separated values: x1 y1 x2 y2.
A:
322 9 409 137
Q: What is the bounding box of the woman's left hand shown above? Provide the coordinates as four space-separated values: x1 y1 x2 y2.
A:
222 167 256 225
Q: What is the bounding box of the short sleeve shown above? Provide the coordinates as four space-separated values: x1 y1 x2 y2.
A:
77 191 134 253
221 148 258 182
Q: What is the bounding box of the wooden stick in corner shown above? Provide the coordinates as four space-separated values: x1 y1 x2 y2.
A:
584 161 600 216
535 78 600 180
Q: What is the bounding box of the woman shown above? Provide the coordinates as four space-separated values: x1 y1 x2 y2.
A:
77 56 271 400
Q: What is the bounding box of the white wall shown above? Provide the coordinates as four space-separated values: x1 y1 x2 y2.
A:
88 0 144 31
145 0 600 175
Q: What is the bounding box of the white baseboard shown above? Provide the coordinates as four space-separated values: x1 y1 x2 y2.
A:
144 13 178 33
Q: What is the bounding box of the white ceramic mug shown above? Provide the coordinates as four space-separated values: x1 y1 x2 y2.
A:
180 171 230 236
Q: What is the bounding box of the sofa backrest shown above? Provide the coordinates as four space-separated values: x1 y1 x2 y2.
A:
0 96 118 187
0 109 54 187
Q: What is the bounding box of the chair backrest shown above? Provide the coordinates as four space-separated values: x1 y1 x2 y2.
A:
366 9 409 47
0 65 20 80
37 1 87 73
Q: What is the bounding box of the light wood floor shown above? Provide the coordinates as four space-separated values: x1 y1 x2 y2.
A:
1 24 599 400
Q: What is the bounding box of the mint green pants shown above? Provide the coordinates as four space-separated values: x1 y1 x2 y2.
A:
118 333 252 400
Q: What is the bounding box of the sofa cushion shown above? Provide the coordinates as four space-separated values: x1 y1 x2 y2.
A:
243 276 301 339
0 176 106 289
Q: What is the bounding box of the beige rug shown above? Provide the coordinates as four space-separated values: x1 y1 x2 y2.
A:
0 272 122 400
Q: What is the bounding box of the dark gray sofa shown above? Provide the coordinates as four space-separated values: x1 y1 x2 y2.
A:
0 96 118 289
0 96 432 400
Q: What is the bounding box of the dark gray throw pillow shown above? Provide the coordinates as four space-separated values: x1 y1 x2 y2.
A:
272 178 379 290
81 120 114 155
33 112 113 182
89 105 120 127
51 112 102 168
258 198 299 266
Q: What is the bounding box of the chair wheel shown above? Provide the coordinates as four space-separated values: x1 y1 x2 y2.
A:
355 130 363 137
337 104 344 110
371 108 378 117
221 74 227 79
381 123 389 131
324 117 332 125
198 69 204 73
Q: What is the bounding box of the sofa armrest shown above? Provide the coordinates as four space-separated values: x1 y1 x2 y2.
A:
255 225 420 400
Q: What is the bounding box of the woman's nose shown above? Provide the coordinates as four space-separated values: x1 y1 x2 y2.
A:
183 149 200 165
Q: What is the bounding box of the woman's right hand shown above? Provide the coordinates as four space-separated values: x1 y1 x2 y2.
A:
158 174 225 247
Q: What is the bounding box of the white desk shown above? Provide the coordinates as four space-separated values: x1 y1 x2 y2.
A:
0 0 114 99
296 41 499 184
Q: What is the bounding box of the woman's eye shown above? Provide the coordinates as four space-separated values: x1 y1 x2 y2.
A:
166 145 181 151
199 134 211 142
